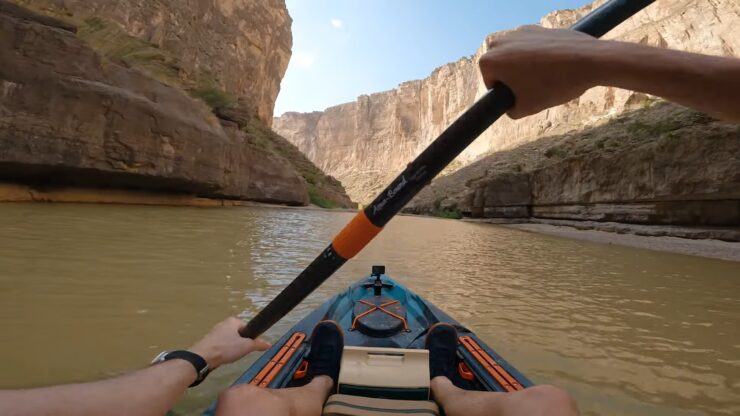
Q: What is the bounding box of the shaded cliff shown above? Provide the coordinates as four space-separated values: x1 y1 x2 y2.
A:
407 103 740 227
274 0 740 206
0 2 353 207
12 0 292 125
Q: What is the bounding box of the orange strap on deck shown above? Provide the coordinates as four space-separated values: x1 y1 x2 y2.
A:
351 299 409 331
331 211 382 260
459 336 523 392
250 332 306 387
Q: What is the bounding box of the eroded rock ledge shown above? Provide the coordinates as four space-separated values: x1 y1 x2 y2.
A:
406 103 740 234
0 2 352 208
12 0 292 124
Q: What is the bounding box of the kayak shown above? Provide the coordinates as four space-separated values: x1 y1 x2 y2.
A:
204 265 531 415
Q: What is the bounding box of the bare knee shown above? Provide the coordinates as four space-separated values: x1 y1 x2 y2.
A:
219 384 262 401
523 385 578 414
216 385 289 416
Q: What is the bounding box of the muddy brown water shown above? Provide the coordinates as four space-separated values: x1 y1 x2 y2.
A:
0 203 738 415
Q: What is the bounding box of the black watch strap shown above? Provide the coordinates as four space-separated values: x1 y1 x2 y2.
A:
157 350 210 387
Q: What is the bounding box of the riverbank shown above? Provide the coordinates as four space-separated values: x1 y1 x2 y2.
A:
4 183 736 261
0 183 256 207
0 183 359 212
466 218 740 262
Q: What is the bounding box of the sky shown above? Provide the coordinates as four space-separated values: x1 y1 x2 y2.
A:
274 0 593 116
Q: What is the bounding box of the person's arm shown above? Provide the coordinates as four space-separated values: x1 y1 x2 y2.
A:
0 317 270 416
479 25 740 122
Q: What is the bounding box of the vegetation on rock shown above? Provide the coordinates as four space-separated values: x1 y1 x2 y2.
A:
432 209 463 220
407 103 740 226
2 1 353 208
237 111 353 209
190 85 237 112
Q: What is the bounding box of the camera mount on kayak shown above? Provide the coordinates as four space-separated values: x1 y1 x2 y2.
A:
364 265 394 296
353 265 408 336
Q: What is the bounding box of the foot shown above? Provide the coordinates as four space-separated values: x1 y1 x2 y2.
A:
425 322 459 380
306 320 344 386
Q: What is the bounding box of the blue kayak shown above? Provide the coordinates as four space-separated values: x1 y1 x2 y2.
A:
205 266 531 415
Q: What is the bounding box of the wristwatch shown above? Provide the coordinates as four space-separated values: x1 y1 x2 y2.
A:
151 350 210 387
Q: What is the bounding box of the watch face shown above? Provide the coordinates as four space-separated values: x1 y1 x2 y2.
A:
151 351 169 365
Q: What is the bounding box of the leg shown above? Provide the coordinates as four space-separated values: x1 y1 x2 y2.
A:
431 376 578 416
217 321 344 416
424 324 577 416
216 375 333 416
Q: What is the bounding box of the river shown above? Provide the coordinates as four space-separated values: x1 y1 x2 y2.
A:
0 203 738 415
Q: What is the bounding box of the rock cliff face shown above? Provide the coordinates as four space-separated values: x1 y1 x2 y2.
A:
274 60 479 205
274 0 740 206
0 2 352 207
407 103 740 228
13 0 292 125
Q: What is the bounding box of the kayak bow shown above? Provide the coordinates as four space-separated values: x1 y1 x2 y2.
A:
206 267 532 415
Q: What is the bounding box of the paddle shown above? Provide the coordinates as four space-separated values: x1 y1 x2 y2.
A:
240 0 656 339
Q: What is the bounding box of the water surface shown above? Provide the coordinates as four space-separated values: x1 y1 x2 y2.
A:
0 204 738 415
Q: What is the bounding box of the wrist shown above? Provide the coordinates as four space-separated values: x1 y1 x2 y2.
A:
587 39 655 90
189 344 223 369
573 37 613 90
168 358 200 385
151 350 211 387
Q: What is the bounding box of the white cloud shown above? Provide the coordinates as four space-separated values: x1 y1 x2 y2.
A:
330 18 343 29
292 51 315 70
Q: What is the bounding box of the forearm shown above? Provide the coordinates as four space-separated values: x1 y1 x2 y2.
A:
592 40 740 121
0 317 267 416
0 360 195 416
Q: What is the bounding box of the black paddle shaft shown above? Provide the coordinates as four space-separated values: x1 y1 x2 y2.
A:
240 0 656 339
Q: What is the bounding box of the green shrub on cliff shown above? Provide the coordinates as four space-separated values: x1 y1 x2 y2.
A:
77 16 182 87
433 209 463 220
11 3 185 88
308 186 337 209
233 110 351 208
77 14 235 113
79 16 237 113
190 86 235 111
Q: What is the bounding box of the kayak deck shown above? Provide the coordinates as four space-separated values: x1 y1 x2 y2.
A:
206 266 531 413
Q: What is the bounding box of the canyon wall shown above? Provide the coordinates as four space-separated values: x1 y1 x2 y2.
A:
274 0 740 206
13 0 292 124
0 1 352 207
406 103 740 230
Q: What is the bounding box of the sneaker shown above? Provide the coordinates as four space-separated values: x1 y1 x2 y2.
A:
306 320 345 385
425 322 458 379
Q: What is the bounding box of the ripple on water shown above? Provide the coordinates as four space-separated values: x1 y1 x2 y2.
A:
0 205 738 415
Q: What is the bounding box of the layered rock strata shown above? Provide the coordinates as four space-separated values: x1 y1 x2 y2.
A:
13 0 292 124
0 3 346 206
274 0 740 206
407 103 740 228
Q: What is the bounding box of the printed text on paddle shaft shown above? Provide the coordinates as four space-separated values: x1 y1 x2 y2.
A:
371 163 427 218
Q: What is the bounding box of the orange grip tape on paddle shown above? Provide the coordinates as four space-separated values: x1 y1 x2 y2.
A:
331 211 382 259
